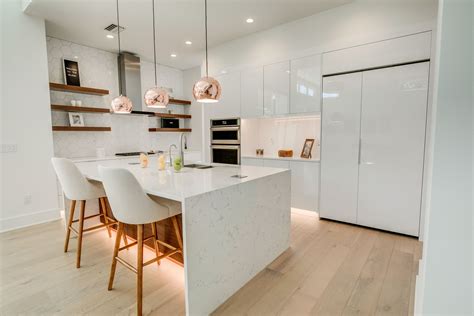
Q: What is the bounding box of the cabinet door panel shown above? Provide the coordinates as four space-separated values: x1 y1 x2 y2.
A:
263 159 290 169
212 72 241 119
357 62 429 236
290 161 319 212
241 158 264 167
241 67 264 118
290 54 322 114
319 72 362 223
264 61 289 116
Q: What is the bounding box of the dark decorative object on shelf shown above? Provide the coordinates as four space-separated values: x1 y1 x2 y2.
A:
63 59 81 86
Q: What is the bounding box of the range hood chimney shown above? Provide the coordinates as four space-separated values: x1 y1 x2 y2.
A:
118 52 142 111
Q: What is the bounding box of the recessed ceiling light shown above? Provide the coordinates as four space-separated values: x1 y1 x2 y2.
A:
74 56 79 59
246 18 254 24
185 40 192 45
170 53 177 58
106 34 114 39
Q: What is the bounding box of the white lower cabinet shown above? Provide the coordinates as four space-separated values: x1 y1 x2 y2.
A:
241 157 264 167
241 158 319 212
290 161 319 212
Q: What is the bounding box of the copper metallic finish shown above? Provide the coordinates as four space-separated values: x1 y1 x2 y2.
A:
111 95 133 113
193 76 221 103
144 87 169 108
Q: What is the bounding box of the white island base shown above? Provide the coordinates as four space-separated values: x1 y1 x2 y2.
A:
74 159 291 315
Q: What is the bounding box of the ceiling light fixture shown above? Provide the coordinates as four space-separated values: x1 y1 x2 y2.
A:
246 18 254 23
106 34 114 39
192 0 221 103
144 0 169 109
185 40 192 45
110 0 132 114
170 53 177 58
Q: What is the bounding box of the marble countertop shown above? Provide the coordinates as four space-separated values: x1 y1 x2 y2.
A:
71 150 201 163
75 157 288 202
242 154 320 163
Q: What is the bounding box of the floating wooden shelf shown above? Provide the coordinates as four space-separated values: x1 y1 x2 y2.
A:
148 128 192 133
154 113 192 119
169 98 191 105
49 83 109 95
52 126 111 132
51 104 110 114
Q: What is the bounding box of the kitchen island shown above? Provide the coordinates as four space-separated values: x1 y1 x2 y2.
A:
74 157 291 315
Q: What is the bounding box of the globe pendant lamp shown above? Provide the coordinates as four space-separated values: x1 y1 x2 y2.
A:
144 0 169 108
192 0 221 103
110 0 133 114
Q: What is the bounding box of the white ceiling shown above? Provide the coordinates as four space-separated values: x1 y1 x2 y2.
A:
26 0 352 70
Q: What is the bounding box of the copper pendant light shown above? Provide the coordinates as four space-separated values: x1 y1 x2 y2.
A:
144 0 169 109
193 0 221 103
111 0 133 114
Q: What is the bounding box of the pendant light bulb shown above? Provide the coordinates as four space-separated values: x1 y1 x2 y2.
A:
145 0 169 109
193 0 221 103
111 0 133 114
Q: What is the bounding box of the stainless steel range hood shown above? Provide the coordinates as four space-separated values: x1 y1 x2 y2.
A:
118 52 143 111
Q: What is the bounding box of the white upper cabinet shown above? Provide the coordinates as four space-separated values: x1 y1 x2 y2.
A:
241 66 264 118
290 54 322 114
264 61 290 116
211 72 241 119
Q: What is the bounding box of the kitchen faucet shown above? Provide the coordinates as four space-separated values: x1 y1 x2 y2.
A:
169 144 177 166
179 132 188 166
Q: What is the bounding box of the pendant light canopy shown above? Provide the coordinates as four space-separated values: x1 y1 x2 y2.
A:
144 0 169 108
111 0 133 114
193 0 221 103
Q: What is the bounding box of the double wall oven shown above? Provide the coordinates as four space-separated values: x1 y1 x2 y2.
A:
210 118 240 165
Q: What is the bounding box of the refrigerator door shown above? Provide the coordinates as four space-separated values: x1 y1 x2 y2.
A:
357 62 429 236
319 72 362 223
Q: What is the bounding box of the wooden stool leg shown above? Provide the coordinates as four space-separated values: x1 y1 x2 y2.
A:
64 200 77 252
108 222 123 290
76 200 86 268
171 216 183 250
99 197 112 238
150 222 161 266
122 225 128 248
137 224 144 316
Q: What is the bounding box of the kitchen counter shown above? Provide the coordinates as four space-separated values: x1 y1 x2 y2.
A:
73 157 291 315
242 154 320 163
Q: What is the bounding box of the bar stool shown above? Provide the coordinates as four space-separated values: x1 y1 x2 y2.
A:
98 166 183 316
51 157 126 268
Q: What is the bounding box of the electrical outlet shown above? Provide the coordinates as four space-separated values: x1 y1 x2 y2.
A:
1 144 18 153
24 195 32 205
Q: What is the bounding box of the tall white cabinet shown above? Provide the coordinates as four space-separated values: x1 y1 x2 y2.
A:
320 62 430 236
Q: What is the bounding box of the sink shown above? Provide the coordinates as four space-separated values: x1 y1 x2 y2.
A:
184 164 214 169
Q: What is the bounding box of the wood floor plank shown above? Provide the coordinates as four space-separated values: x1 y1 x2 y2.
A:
375 250 413 315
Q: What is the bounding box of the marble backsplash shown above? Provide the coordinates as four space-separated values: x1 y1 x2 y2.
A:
47 36 188 158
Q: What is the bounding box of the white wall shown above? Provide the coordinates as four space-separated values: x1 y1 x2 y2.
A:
47 36 190 158
0 0 60 232
183 66 203 152
415 0 473 314
206 0 438 75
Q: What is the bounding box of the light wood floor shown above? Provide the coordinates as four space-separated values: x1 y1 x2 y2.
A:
0 211 421 315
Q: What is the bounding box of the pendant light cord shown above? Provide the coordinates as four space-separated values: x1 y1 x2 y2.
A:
205 0 209 77
152 0 158 86
116 0 122 95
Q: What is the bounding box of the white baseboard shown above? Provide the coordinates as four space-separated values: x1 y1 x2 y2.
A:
0 208 61 233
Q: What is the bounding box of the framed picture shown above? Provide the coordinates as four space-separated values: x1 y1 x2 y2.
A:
63 58 81 86
300 138 315 159
68 113 85 127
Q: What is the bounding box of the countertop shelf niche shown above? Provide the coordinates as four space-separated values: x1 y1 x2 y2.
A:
49 83 109 95
51 104 110 114
149 128 192 133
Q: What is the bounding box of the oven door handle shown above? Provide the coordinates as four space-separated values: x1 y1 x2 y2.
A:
211 126 240 131
211 145 240 150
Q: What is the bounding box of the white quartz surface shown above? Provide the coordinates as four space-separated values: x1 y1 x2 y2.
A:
242 154 320 163
75 157 288 202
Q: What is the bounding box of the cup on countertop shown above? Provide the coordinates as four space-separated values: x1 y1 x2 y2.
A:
96 147 106 158
76 100 82 106
70 100 76 106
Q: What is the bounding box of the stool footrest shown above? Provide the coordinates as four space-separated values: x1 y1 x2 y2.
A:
118 236 154 251
115 256 138 273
